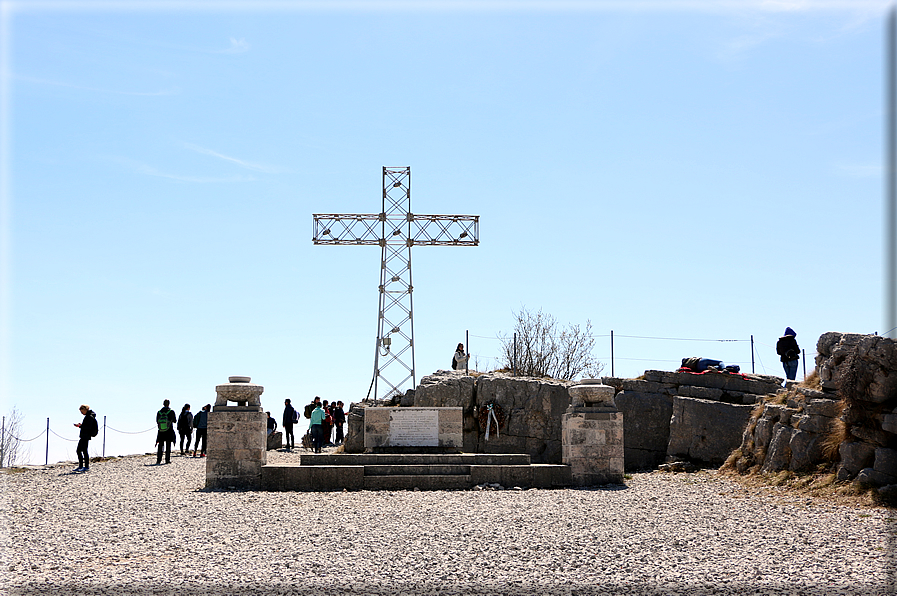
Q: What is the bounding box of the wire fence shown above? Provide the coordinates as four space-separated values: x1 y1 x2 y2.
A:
464 330 816 380
1 416 157 467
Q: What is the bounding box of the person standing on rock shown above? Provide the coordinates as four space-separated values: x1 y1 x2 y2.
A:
283 399 298 451
452 343 469 372
776 327 801 381
177 404 193 456
192 404 210 457
155 399 177 465
309 400 326 453
73 404 98 472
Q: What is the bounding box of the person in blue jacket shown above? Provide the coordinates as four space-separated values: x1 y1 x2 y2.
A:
309 402 326 453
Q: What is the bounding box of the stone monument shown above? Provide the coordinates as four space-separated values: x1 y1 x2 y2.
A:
562 379 624 485
363 407 462 451
206 376 267 489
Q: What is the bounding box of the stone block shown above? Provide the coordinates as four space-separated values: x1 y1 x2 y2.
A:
621 379 667 394
855 467 897 487
874 447 897 477
667 397 754 465
613 391 673 470
267 431 282 450
838 441 876 478
788 429 824 472
793 414 833 435
882 413 897 435
804 399 841 418
677 386 724 400
761 423 793 473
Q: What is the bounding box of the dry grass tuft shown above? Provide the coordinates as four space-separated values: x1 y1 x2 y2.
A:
821 416 849 460
800 369 821 390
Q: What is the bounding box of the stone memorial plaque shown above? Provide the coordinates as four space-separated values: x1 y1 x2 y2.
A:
388 409 439 446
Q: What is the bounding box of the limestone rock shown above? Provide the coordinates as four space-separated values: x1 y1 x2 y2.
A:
414 371 476 410
667 397 754 465
837 441 876 481
855 467 897 487
788 429 824 472
613 391 673 471
761 423 793 473
874 447 897 477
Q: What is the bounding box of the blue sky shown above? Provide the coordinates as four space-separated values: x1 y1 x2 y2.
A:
0 0 891 464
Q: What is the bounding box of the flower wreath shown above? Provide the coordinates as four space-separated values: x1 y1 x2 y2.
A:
478 403 505 440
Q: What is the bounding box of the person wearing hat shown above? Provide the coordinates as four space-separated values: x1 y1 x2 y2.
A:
776 327 801 381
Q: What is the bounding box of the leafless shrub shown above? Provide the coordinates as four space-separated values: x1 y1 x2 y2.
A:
0 407 28 468
498 307 604 381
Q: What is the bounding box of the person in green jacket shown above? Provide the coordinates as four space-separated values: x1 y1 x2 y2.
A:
309 402 326 453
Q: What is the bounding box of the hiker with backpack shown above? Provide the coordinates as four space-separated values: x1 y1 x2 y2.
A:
776 327 801 381
72 404 98 473
283 399 298 451
192 404 210 457
155 399 177 465
452 343 469 372
177 404 193 456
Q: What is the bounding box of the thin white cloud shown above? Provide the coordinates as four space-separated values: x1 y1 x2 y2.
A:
14 75 178 96
183 142 283 173
137 163 256 183
216 37 249 53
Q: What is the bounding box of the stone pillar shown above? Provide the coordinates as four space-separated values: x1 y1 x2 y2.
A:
206 376 266 490
562 379 624 486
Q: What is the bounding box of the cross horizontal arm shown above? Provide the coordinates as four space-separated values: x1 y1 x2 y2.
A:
313 214 479 246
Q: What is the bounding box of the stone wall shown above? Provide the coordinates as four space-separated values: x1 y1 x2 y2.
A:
602 370 782 469
731 332 897 490
344 371 570 464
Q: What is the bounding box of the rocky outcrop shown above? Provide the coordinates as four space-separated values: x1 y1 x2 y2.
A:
731 332 897 491
667 397 755 464
603 370 783 469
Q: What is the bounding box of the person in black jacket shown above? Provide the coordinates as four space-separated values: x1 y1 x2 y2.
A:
177 404 193 456
155 399 177 465
776 327 801 381
73 404 97 472
332 401 346 446
282 399 297 451
192 404 210 458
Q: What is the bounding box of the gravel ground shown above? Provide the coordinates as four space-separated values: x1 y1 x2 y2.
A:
0 449 894 596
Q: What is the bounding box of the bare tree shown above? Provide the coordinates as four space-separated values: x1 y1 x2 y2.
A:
499 307 605 380
0 407 28 467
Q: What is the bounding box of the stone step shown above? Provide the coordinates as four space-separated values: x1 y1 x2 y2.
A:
364 465 470 476
300 453 531 467
261 462 572 491
363 474 473 491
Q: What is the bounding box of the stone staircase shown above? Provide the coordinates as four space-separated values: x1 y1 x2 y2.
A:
260 453 572 491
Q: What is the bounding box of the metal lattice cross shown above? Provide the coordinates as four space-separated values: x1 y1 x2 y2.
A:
313 167 479 401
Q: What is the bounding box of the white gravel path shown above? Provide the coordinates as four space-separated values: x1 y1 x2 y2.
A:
1 450 894 596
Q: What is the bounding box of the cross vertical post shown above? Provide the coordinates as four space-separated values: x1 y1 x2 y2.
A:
313 167 479 401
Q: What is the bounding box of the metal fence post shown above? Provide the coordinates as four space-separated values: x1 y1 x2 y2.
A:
45 418 49 465
610 330 614 378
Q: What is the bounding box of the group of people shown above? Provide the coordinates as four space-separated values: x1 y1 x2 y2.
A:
275 397 346 453
154 400 210 465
